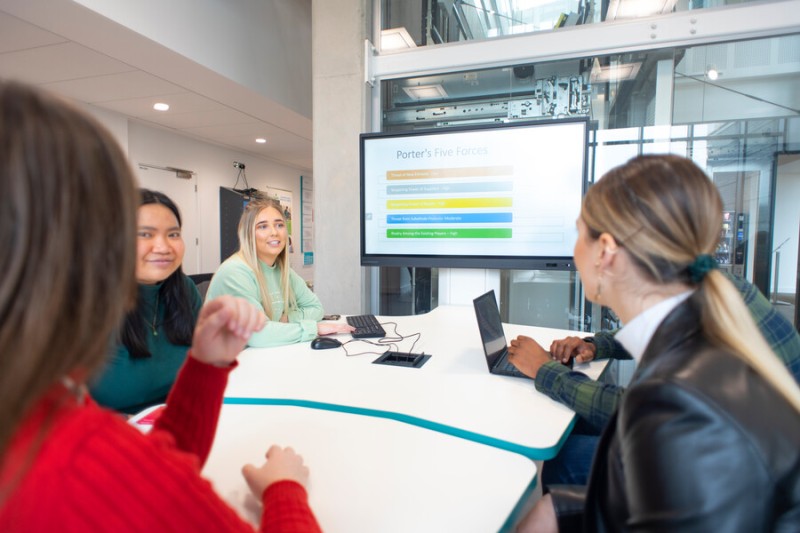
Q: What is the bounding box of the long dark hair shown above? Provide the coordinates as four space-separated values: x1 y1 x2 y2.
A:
121 189 195 358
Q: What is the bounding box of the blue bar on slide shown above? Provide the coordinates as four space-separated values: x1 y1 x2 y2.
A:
387 212 513 224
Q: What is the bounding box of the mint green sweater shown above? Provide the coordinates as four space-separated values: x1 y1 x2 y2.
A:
90 275 203 414
205 255 323 347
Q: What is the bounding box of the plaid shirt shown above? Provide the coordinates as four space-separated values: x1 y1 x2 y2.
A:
534 273 800 432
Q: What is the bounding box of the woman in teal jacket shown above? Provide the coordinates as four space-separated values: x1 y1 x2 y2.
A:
90 189 202 413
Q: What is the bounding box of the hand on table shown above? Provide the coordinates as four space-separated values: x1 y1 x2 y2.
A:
507 335 553 379
242 445 311 499
317 322 355 336
550 336 596 364
190 295 267 367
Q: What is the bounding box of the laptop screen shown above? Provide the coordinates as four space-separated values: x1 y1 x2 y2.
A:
473 290 508 370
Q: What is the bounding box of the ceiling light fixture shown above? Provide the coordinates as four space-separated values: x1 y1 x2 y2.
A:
606 0 677 20
153 102 170 111
380 27 416 51
590 61 642 82
705 66 720 81
255 138 267 144
402 84 448 100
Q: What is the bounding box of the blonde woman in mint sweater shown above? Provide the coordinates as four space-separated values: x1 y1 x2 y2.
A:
207 197 353 347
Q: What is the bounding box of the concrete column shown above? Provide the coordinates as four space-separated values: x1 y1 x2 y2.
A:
311 0 371 314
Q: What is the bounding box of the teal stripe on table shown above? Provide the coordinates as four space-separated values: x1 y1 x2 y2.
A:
223 396 575 460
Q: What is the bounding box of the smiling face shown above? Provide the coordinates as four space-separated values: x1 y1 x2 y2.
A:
254 205 287 266
135 203 185 284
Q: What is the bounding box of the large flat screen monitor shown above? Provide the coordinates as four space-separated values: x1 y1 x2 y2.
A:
359 118 589 269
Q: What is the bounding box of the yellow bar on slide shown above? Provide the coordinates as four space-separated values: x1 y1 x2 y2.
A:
387 197 512 209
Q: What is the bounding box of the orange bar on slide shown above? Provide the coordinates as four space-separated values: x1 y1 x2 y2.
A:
387 197 512 209
387 166 513 180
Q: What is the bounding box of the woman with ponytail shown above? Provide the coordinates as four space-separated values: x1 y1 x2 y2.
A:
516 155 800 532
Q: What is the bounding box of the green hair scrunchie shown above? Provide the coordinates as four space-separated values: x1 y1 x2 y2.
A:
688 254 718 283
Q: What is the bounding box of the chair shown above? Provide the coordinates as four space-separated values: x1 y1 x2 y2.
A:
188 273 213 301
195 280 211 301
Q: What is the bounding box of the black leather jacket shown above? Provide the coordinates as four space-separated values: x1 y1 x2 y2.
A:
551 296 800 532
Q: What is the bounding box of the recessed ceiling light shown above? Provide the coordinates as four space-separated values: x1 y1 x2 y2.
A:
590 62 642 82
706 66 720 81
153 102 169 111
380 27 416 51
402 84 448 100
606 0 677 20
255 138 267 144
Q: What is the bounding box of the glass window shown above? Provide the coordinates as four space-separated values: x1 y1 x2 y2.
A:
381 0 769 48
375 32 800 330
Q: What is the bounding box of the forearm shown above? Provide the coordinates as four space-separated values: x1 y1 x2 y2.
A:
247 320 318 347
287 272 324 322
590 331 631 361
153 354 234 465
261 480 322 533
534 361 623 432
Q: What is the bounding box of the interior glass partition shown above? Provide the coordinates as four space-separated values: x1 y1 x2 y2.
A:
375 32 800 330
381 0 769 49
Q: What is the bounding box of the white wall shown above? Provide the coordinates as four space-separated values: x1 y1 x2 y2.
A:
88 108 316 288
81 103 129 155
74 0 312 118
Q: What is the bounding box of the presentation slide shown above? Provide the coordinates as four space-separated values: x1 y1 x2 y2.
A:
361 119 587 268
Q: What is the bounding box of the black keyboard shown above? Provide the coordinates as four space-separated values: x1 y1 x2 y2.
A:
346 314 386 339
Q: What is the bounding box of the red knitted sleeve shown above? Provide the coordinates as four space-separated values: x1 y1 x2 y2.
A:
261 480 323 532
151 353 234 465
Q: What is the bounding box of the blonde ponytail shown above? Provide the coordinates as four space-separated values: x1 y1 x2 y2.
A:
700 270 800 412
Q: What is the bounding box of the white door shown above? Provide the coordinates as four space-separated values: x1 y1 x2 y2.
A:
134 166 201 275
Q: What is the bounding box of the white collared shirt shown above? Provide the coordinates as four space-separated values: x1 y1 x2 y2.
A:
615 290 694 365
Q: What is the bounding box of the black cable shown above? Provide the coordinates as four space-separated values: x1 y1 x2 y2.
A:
340 322 422 357
233 169 244 190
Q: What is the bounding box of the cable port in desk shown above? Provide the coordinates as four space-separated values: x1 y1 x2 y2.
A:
373 351 430 369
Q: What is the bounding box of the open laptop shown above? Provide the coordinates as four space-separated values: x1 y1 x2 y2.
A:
472 290 530 380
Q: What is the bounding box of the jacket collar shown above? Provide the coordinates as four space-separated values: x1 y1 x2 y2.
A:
630 295 703 384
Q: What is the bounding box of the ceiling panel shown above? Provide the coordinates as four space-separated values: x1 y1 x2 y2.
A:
0 7 313 171
0 41 134 83
42 70 185 102
0 12 64 52
151 107 258 129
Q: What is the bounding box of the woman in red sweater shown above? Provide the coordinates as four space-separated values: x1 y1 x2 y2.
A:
0 80 322 532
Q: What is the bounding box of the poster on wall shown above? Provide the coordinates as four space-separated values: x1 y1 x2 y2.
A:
301 175 314 266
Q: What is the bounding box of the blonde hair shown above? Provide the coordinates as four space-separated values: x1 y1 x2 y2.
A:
582 154 800 412
235 197 295 319
0 82 138 457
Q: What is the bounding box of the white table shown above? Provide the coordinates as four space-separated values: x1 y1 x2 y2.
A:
225 305 607 459
202 404 538 532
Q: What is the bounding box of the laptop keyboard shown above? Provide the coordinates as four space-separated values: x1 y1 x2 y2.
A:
346 314 386 339
495 352 527 378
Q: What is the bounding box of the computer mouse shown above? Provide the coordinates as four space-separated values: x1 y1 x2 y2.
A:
310 336 342 350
